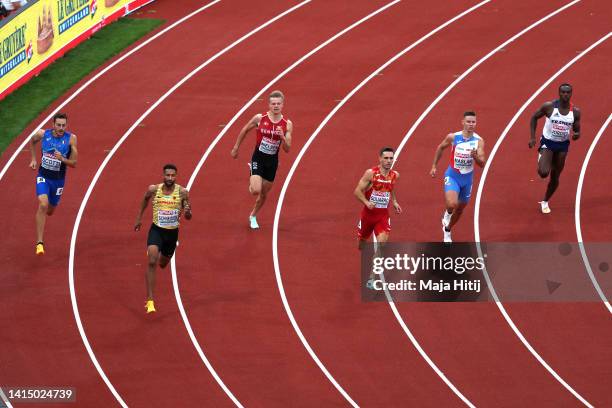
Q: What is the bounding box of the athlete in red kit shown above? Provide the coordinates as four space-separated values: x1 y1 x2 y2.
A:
354 147 402 288
231 90 293 229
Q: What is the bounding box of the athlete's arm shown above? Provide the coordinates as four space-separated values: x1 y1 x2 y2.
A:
572 107 581 141
180 187 192 220
281 120 292 153
58 134 78 168
354 169 375 210
471 138 486 167
28 129 45 169
134 185 157 231
529 101 553 148
391 172 402 214
231 114 261 158
430 133 454 177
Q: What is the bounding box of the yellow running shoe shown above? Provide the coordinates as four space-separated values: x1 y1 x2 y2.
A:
35 242 45 256
145 300 156 314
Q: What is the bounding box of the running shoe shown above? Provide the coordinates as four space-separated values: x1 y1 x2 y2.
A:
35 242 44 256
145 300 156 314
249 215 259 229
442 225 452 243
442 210 451 228
540 201 551 214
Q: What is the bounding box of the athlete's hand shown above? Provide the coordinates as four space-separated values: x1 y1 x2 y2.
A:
572 133 580 141
528 137 536 149
134 220 142 232
230 146 239 159
53 150 64 161
29 159 37 170
393 201 402 214
470 149 478 158
365 202 376 210
429 166 437 177
184 203 192 220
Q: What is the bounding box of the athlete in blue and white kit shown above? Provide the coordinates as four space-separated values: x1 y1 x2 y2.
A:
529 83 581 214
430 111 486 243
28 113 78 255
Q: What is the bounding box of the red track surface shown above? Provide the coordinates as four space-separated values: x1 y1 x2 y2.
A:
0 0 610 407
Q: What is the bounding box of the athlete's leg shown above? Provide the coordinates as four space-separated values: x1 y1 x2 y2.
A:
375 231 389 256
537 148 554 178
36 195 49 243
146 245 161 301
448 201 468 229
442 174 461 242
443 172 461 214
251 180 273 217
544 151 567 201
47 204 56 216
158 255 171 269
448 177 472 229
444 189 460 217
249 174 263 196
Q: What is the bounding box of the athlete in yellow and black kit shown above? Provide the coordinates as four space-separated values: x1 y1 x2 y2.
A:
135 164 192 313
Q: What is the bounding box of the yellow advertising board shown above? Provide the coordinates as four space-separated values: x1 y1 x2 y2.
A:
0 0 154 99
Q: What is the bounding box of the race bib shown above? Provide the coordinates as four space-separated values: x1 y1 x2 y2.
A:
258 136 281 155
453 144 475 174
550 122 571 141
157 209 179 228
41 152 62 172
369 190 390 208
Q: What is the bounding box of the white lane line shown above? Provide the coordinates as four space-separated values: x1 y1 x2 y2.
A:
474 32 611 408
0 0 222 182
0 1 222 406
272 1 491 406
176 2 402 407
170 255 244 407
67 2 312 406
0 387 13 408
390 1 583 402
576 114 612 313
373 236 476 407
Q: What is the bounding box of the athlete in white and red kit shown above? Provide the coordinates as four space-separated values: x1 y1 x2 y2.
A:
231 90 293 229
354 148 402 288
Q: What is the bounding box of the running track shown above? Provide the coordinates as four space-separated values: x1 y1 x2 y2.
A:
0 1 609 407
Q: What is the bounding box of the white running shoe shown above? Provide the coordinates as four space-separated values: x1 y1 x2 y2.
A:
442 225 452 243
249 215 260 229
540 201 551 214
442 211 451 228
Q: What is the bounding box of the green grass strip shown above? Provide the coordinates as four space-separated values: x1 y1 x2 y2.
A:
0 17 164 154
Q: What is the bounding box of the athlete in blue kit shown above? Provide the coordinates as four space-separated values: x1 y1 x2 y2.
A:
430 111 486 243
28 113 78 255
528 83 581 214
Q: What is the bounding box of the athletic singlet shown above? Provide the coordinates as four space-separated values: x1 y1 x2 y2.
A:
152 184 182 230
449 132 481 175
364 166 398 213
542 100 574 143
255 113 288 156
38 129 72 180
